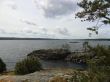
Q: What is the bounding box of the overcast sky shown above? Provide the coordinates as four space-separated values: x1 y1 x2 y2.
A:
0 0 110 39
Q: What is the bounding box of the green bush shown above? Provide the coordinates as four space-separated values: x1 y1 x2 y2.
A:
15 57 42 75
87 45 110 82
68 45 110 82
0 58 6 73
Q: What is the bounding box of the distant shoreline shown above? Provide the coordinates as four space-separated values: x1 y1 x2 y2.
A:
0 37 110 40
0 37 58 40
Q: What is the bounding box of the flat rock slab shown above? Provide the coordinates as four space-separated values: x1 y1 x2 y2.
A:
0 68 74 82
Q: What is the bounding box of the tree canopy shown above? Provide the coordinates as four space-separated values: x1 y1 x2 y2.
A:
76 0 110 34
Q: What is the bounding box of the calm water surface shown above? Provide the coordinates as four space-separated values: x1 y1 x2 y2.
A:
0 40 110 71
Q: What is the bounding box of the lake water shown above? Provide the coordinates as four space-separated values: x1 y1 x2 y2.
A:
0 39 110 71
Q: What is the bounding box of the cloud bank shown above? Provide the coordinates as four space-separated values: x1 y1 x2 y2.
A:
0 0 109 39
34 0 77 18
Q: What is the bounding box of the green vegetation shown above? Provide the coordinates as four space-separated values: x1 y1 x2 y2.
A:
68 71 89 82
87 45 110 82
15 57 42 75
76 0 110 24
75 1 110 80
0 58 6 73
68 45 110 82
76 0 110 34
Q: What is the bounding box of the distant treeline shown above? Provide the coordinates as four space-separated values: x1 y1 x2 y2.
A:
0 37 58 40
0 37 109 40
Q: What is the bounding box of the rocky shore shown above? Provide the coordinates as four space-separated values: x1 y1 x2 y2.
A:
0 68 76 82
27 49 90 64
27 49 71 60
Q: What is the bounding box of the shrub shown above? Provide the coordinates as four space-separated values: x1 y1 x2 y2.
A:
69 71 89 82
69 45 110 82
62 43 71 52
15 57 42 75
0 58 6 73
87 45 110 82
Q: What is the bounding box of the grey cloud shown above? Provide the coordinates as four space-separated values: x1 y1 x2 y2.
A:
21 29 35 34
0 29 6 34
8 32 18 35
21 27 54 37
25 30 33 33
42 28 48 34
20 19 37 26
25 31 38 34
0 29 18 35
9 4 17 10
39 0 77 18
24 28 49 35
21 28 55 38
0 0 4 4
21 29 40 35
56 28 70 36
5 0 18 10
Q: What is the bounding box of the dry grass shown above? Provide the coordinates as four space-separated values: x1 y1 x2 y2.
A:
48 76 68 82
21 79 39 82
1 71 15 75
0 78 39 82
0 76 14 82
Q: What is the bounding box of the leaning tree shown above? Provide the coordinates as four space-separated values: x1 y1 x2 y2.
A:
76 0 110 35
75 1 110 81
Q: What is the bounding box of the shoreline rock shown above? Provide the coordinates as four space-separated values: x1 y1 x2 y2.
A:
27 49 90 64
0 68 76 82
27 49 71 60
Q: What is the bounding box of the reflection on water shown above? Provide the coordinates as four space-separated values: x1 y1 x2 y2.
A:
40 60 87 69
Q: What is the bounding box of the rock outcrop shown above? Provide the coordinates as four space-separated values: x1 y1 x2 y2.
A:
27 49 93 64
65 52 87 64
27 49 71 60
65 52 94 64
0 68 75 82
